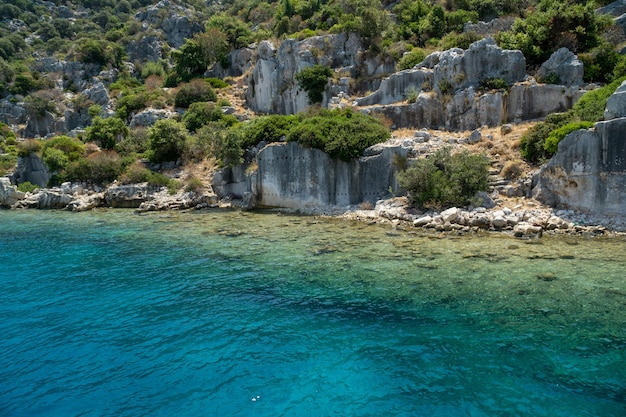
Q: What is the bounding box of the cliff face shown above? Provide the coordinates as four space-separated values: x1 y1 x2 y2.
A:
356 39 585 131
533 82 626 217
243 33 395 114
213 141 409 209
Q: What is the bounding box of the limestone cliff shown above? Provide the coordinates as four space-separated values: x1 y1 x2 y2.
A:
533 81 626 217
213 141 410 209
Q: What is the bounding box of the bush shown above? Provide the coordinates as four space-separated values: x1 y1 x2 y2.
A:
85 116 129 149
16 139 42 157
295 65 333 104
174 79 217 108
571 76 626 122
17 181 39 193
64 151 124 185
239 114 299 148
198 125 245 167
478 77 508 91
147 119 189 163
182 102 237 132
396 48 427 71
41 136 85 172
119 162 176 188
398 147 490 209
286 108 390 161
116 127 149 157
184 176 204 192
544 121 595 154
0 154 18 176
500 159 525 180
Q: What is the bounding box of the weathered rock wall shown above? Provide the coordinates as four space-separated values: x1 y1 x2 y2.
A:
361 84 585 131
245 34 395 114
212 142 407 209
533 81 626 217
12 154 51 188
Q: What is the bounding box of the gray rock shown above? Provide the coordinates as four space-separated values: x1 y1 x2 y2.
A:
469 214 491 228
214 141 406 209
24 111 56 138
468 129 482 144
14 188 72 209
533 113 626 217
0 99 27 125
513 222 543 237
127 36 164 63
83 81 110 107
106 183 151 208
413 215 432 227
355 68 433 106
0 177 26 207
433 38 526 93
129 109 176 128
441 207 461 223
604 80 626 119
13 154 51 188
536 48 584 86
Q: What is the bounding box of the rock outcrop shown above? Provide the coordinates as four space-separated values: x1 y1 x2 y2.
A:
533 81 626 217
536 48 584 86
12 154 51 188
134 0 202 48
433 38 526 93
245 33 395 114
355 39 584 131
0 177 25 207
213 141 411 209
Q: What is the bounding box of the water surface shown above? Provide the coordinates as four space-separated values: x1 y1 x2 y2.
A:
1 209 625 416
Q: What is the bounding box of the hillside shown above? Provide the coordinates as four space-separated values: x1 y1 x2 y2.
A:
1 0 626 231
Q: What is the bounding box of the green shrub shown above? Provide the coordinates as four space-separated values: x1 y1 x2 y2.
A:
175 79 217 108
398 147 490 209
63 151 124 185
16 139 42 157
0 154 18 176
438 31 481 51
184 176 204 192
571 76 626 122
286 108 390 161
147 119 189 163
478 77 508 91
544 121 594 154
198 125 245 167
205 77 229 89
396 48 427 71
119 162 176 188
41 135 85 172
17 181 39 193
116 127 149 157
182 102 237 132
295 65 333 104
536 72 561 85
239 114 299 148
85 116 129 149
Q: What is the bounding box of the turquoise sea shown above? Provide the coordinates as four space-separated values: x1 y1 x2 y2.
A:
0 209 625 417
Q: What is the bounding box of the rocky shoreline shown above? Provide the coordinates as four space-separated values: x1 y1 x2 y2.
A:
5 177 622 239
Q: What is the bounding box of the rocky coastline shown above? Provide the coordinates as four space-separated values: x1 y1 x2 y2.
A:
2 176 624 239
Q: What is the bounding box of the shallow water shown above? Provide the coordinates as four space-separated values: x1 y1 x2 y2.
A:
1 209 625 416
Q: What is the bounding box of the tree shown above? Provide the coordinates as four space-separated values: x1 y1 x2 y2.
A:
171 31 229 83
147 119 189 163
398 147 489 209
85 116 129 149
295 65 333 104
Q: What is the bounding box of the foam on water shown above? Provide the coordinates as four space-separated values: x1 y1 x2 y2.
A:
1 209 625 416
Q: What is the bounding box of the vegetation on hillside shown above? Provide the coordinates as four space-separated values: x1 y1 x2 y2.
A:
1 0 625 202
